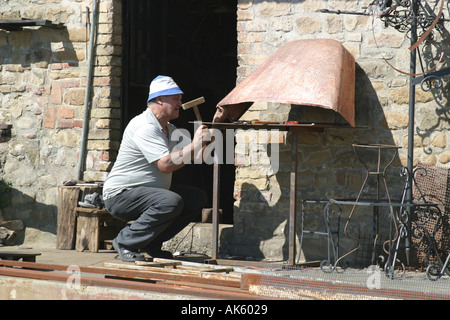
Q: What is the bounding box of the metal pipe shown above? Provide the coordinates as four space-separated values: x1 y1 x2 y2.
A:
289 129 298 265
405 0 418 265
212 162 220 260
77 0 99 180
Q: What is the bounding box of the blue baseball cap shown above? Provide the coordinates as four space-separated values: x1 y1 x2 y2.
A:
147 75 184 102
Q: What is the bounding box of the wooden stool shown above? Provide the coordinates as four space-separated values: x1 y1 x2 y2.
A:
75 207 113 253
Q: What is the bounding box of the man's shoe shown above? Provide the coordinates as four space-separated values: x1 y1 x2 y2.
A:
113 238 145 262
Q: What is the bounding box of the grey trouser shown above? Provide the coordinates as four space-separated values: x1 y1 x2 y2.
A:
104 184 207 251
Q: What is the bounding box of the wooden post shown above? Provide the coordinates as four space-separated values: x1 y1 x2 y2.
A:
75 209 102 252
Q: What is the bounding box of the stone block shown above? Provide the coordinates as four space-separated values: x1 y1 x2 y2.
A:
63 88 85 106
295 16 321 34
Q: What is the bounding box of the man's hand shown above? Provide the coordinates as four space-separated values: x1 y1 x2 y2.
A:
192 124 213 163
192 124 211 145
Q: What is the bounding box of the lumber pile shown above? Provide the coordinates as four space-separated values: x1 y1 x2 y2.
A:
102 258 243 290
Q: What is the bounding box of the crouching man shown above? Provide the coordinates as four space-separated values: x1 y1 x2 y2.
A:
103 75 210 262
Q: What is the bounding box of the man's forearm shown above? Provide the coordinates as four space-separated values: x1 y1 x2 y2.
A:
155 143 195 174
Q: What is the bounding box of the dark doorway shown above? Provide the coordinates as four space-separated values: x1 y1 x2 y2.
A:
122 0 237 223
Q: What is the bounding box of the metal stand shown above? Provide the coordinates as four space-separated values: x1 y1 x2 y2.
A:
301 199 344 272
332 144 400 270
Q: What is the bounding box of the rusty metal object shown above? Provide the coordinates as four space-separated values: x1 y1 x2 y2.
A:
0 259 241 288
0 259 264 300
217 39 356 127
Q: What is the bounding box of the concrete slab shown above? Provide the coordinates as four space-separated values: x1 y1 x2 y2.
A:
0 246 119 268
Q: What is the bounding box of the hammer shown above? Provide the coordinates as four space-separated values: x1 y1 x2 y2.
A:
182 97 205 121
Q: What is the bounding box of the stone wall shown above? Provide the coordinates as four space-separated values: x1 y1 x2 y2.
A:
0 0 121 245
230 0 450 263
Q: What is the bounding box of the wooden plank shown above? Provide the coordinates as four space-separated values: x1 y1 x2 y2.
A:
198 267 234 273
104 262 183 273
75 214 100 252
151 262 234 273
75 207 109 215
103 262 241 283
134 260 181 268
56 186 80 249
153 258 237 272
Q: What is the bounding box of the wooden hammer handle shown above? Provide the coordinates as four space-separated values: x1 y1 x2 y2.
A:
193 106 202 121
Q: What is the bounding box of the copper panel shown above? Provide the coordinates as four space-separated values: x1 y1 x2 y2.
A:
217 39 356 127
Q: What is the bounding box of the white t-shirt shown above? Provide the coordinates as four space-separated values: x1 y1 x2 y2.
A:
103 108 181 200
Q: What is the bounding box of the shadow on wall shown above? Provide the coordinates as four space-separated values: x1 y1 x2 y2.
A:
223 63 408 265
1 186 57 247
226 181 289 260
0 25 82 247
1 25 79 69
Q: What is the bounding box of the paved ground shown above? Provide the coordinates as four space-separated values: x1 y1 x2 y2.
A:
0 245 119 267
253 264 450 300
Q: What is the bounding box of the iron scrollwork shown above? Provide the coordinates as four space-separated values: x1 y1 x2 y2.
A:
320 1 450 87
405 166 446 276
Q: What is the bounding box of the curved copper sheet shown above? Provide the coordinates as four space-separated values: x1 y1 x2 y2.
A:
217 39 356 127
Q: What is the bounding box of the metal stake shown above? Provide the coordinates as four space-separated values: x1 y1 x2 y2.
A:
405 0 419 265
